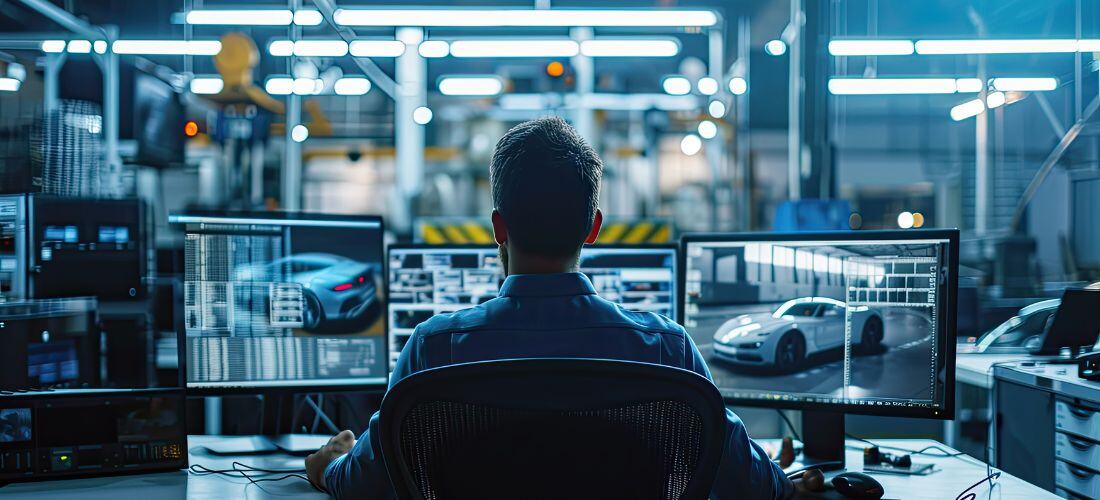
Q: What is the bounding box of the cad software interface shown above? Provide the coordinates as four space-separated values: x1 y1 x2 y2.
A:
682 238 950 411
175 214 387 388
388 246 676 367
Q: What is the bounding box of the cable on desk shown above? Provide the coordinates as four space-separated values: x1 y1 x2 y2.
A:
954 471 1000 500
775 410 803 443
845 434 968 459
188 461 311 489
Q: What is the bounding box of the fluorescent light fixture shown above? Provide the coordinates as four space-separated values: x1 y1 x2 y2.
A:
662 76 691 95
728 77 747 95
697 77 719 96
419 40 450 58
265 77 294 95
67 40 91 53
500 93 695 111
449 40 578 58
333 8 718 28
697 120 718 139
708 100 726 118
334 77 371 96
950 98 985 121
293 10 323 26
438 76 504 96
985 91 1006 109
190 77 224 95
828 40 914 56
112 40 221 55
680 134 702 156
1080 39 1100 51
828 78 957 95
266 40 348 57
955 78 983 93
93 40 107 54
0 78 20 92
186 9 293 25
412 106 433 125
579 39 679 57
41 40 66 53
990 77 1057 91
897 212 914 229
764 39 787 56
291 124 309 143
915 39 1077 54
293 77 322 95
349 40 406 58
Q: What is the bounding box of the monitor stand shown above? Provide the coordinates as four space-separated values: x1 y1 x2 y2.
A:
799 410 846 471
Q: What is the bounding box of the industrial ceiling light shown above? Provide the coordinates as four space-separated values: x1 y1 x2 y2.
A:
828 40 914 56
333 77 371 96
990 77 1058 91
697 120 718 139
332 8 718 28
449 40 578 58
66 40 91 53
93 40 107 54
41 40 65 53
579 39 680 57
680 134 703 156
827 78 957 95
0 77 20 92
269 40 349 57
291 124 309 143
438 76 504 96
112 40 221 55
412 106 433 125
265 77 294 95
955 78 983 93
727 77 747 95
418 40 450 58
764 39 787 56
915 39 1078 55
292 77 322 95
661 76 691 96
189 77 224 95
293 10 324 26
185 9 294 26
897 212 914 229
708 100 726 118
985 91 1006 109
696 77 719 96
349 40 406 58
949 98 985 121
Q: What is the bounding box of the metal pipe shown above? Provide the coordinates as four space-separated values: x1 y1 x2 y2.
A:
311 0 398 100
102 25 121 195
283 0 303 211
17 0 104 40
570 27 595 142
394 27 426 234
1034 93 1067 137
787 0 802 201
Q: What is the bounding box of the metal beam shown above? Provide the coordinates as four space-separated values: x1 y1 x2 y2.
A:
310 0 398 100
1010 94 1099 232
17 0 104 40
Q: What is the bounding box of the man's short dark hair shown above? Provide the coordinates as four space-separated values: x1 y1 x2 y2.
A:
490 117 602 258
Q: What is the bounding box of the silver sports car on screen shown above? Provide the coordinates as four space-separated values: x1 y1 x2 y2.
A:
711 297 884 370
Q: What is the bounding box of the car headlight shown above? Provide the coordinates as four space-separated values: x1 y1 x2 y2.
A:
718 323 762 343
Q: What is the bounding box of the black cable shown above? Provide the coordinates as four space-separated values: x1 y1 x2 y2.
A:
845 433 968 459
775 410 802 443
954 471 1000 500
188 461 311 488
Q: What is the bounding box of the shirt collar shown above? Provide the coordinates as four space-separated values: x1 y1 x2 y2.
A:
498 272 597 298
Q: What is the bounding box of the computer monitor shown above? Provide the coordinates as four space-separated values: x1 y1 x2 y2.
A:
387 244 677 367
1032 289 1100 355
169 211 388 392
679 230 958 468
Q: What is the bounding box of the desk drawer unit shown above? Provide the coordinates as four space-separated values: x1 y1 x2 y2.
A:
1058 487 1091 499
1057 460 1100 498
1057 432 1100 470
1056 401 1100 439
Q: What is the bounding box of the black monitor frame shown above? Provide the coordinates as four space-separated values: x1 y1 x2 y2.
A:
170 210 389 395
386 242 680 315
678 229 959 420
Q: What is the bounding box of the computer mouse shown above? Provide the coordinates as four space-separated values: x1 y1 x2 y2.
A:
831 471 884 500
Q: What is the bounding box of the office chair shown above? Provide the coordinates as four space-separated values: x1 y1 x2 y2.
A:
378 358 726 500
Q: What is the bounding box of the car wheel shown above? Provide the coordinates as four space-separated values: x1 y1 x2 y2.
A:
775 331 805 371
302 292 324 330
860 316 883 353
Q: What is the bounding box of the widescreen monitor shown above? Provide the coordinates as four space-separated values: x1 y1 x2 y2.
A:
170 212 387 392
387 244 677 367
679 230 958 419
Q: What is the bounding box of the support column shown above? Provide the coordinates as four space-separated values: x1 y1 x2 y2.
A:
394 27 426 234
570 27 595 142
787 0 802 201
283 1 303 211
102 25 121 197
789 0 833 201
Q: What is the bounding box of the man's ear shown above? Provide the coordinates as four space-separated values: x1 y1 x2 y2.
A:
584 209 603 245
491 210 508 245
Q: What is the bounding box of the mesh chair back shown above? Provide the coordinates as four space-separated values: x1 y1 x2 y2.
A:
379 359 725 500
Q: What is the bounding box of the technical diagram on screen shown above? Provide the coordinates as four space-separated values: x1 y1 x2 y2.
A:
680 231 957 418
170 212 388 390
387 245 677 367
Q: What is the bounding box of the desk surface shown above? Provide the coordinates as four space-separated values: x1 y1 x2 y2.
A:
995 362 1100 404
956 353 1037 389
0 437 1054 499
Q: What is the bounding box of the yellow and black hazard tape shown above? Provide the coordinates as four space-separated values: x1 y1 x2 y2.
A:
417 220 673 245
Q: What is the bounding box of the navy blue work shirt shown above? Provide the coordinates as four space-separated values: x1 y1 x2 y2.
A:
325 272 792 499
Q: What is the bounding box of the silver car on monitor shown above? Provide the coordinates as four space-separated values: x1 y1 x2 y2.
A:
711 297 884 370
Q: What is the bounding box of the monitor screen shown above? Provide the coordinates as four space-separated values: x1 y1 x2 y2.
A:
387 245 677 367
170 212 387 390
680 231 956 418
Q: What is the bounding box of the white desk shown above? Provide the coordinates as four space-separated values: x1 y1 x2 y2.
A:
956 353 1035 389
0 436 1053 499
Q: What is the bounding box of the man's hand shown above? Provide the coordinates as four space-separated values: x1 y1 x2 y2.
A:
306 430 357 491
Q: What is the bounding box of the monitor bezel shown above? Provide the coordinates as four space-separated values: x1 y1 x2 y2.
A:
678 229 958 420
170 210 389 395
